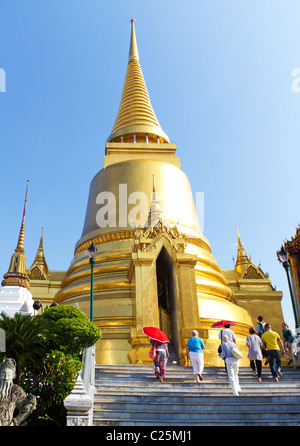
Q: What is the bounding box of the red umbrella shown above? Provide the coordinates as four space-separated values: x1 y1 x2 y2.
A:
143 327 169 343
211 320 236 328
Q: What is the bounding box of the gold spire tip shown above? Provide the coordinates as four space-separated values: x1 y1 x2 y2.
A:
129 18 139 61
152 175 156 192
25 180 29 199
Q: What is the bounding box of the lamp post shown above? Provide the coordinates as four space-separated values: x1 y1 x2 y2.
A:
277 245 300 332
88 242 97 322
33 300 42 315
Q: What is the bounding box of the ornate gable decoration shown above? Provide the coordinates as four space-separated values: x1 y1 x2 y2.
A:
28 266 49 281
133 219 186 254
240 263 268 280
285 224 300 255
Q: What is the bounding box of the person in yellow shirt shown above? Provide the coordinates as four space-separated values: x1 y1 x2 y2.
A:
261 323 286 382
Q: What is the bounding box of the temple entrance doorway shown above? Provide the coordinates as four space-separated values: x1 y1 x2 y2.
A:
156 247 180 360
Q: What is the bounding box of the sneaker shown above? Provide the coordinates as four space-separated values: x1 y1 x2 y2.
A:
277 369 283 377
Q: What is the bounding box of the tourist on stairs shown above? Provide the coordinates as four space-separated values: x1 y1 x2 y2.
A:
186 330 205 383
150 339 169 382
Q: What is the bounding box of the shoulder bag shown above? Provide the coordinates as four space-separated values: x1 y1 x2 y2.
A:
149 341 157 360
232 343 242 360
218 330 223 354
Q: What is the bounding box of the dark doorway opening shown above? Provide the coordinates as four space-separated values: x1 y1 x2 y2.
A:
156 247 180 361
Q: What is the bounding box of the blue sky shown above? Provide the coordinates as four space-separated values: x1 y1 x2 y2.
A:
0 1 299 331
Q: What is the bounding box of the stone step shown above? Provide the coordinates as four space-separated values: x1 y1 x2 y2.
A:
94 393 300 404
92 365 300 426
94 386 300 397
95 364 299 376
94 373 300 384
94 409 300 422
94 373 300 383
94 400 300 414
93 418 299 427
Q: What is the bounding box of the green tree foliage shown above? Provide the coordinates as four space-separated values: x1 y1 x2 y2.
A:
0 305 102 425
21 349 83 425
42 305 102 356
42 350 83 401
0 312 49 383
43 305 87 322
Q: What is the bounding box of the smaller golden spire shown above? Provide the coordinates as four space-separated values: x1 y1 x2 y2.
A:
2 181 30 290
145 175 164 227
235 226 250 275
28 228 50 280
152 174 156 193
38 227 44 253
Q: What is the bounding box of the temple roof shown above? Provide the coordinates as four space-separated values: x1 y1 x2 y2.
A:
107 19 170 144
284 225 300 255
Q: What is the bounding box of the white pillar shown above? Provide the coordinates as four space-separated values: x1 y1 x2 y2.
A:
64 374 93 426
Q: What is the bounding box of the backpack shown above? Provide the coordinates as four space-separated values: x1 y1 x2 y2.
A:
287 329 296 343
257 322 265 337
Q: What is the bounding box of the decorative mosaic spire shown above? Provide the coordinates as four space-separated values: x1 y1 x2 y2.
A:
2 181 30 290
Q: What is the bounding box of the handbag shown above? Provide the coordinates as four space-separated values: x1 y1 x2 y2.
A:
232 344 242 360
218 330 223 354
149 341 157 360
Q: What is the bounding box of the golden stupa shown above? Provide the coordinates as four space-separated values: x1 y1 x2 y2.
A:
54 20 284 365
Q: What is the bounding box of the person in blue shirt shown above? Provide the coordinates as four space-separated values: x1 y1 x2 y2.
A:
186 330 205 383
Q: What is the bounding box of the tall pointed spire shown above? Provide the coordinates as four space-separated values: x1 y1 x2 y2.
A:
235 227 250 275
2 181 30 290
107 19 170 144
16 179 29 253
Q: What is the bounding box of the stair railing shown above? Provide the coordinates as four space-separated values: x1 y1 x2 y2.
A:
64 344 96 426
81 344 96 425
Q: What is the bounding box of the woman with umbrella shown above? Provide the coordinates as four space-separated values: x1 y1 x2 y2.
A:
213 321 236 344
144 327 170 383
212 320 237 373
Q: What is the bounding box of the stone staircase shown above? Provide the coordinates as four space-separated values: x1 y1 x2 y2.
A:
93 364 300 426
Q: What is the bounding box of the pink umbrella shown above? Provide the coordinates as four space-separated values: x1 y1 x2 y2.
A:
143 327 169 343
211 320 236 328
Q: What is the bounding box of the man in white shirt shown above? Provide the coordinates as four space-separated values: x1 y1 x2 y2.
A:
218 324 236 344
